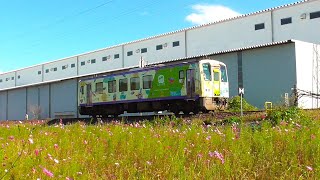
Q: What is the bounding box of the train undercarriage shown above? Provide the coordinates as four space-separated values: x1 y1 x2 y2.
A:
79 97 228 117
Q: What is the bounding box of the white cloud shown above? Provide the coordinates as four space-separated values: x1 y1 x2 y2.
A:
186 4 241 25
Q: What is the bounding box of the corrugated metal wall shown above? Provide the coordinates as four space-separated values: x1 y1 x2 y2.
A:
50 79 78 118
0 91 7 120
0 43 301 120
8 88 27 120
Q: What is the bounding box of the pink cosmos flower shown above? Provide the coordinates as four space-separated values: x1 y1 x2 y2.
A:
209 151 225 164
54 144 59 149
232 124 240 140
8 136 14 140
47 154 53 160
34 149 40 156
42 168 54 177
206 136 211 141
306 166 313 171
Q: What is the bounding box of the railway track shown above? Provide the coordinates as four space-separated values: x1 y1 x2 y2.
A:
0 111 266 126
45 110 266 125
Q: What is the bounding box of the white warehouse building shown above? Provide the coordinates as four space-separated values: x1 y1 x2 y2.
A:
0 0 320 120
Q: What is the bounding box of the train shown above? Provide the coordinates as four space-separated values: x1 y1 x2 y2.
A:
78 58 229 117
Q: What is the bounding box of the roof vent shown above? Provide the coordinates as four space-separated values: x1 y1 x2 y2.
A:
300 13 306 19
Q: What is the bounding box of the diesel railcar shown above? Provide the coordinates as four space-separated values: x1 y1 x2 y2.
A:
78 59 229 117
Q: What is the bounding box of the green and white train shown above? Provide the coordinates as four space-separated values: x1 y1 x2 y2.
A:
78 59 229 116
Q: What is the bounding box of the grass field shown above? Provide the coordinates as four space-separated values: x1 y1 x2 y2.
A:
0 108 319 179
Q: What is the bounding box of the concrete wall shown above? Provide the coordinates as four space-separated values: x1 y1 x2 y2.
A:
16 65 43 86
273 0 320 43
43 57 78 82
295 41 320 108
0 71 16 89
187 12 273 56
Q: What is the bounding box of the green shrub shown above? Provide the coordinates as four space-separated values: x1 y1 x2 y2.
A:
227 96 258 112
266 106 309 126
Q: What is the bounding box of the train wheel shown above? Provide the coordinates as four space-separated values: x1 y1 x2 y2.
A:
183 110 190 115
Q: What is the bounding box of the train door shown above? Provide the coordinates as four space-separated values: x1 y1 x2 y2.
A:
213 67 221 96
86 84 93 106
186 69 195 98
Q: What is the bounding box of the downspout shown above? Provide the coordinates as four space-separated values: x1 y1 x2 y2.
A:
271 10 275 42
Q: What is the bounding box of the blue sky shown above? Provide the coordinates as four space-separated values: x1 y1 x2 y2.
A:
0 0 299 73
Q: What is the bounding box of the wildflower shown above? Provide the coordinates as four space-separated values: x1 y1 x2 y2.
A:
209 151 225 164
146 161 152 165
84 140 88 145
47 154 53 160
311 134 316 140
306 166 313 171
42 168 54 177
214 128 224 136
54 159 59 164
34 149 40 156
115 163 120 166
206 136 211 141
28 138 34 144
54 144 59 149
197 153 203 158
232 124 240 140
8 136 14 141
280 121 287 126
77 172 83 175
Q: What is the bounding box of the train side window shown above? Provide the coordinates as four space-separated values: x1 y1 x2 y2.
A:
130 77 140 90
119 78 128 92
108 80 116 93
95 82 103 93
143 75 152 89
202 63 212 81
179 70 184 79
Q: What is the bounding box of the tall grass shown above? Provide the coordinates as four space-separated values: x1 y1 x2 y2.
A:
0 110 319 179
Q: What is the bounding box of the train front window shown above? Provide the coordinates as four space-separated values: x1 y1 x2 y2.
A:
220 65 228 82
214 71 219 81
202 63 211 81
80 86 84 95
